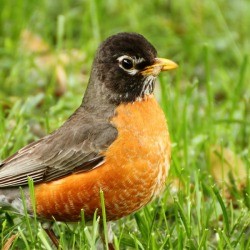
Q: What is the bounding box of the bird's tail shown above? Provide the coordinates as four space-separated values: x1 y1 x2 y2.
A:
0 187 29 215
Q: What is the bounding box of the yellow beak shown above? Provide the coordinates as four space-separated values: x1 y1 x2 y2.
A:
141 58 178 76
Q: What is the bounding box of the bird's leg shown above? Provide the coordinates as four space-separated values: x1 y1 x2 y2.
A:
44 228 59 248
42 222 59 248
99 221 115 250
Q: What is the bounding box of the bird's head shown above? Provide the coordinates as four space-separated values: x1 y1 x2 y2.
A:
84 32 178 106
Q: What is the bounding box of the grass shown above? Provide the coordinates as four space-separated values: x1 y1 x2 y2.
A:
0 0 250 249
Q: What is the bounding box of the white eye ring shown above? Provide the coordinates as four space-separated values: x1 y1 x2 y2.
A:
117 55 139 75
118 55 134 69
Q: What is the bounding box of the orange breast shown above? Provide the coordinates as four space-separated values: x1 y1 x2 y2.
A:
35 95 171 221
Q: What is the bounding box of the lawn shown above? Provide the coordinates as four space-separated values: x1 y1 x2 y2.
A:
0 0 249 249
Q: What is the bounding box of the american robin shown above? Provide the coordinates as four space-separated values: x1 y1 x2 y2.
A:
0 32 177 245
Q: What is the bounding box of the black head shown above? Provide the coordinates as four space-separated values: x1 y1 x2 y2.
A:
83 32 177 108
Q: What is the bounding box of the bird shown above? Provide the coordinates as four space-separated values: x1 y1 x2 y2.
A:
0 32 177 247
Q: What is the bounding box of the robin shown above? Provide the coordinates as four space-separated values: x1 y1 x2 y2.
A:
0 32 177 246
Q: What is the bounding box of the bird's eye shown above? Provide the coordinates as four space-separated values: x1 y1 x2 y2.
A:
121 58 134 70
117 56 135 71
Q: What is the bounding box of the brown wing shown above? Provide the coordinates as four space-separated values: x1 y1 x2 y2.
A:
0 109 117 187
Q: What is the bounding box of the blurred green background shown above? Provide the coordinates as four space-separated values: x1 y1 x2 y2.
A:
0 0 249 249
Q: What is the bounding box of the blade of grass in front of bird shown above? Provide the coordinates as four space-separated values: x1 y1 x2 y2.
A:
92 213 100 248
79 209 87 249
20 187 35 245
100 189 109 250
27 177 37 225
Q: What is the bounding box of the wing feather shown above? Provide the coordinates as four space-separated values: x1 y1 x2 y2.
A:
0 110 117 187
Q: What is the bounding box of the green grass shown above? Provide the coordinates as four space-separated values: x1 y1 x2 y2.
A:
0 0 250 249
